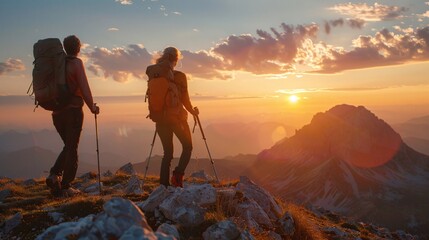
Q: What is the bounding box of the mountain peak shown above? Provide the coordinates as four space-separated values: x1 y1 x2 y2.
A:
265 104 403 168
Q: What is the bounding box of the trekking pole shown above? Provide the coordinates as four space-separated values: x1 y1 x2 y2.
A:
193 108 220 183
143 129 157 181
94 103 102 195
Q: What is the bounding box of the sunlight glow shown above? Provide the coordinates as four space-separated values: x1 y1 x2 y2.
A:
288 95 300 103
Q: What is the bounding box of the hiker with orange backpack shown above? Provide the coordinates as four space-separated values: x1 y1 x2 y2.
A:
42 35 100 197
145 47 198 187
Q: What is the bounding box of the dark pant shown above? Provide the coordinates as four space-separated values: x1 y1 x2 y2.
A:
156 120 193 186
50 107 83 189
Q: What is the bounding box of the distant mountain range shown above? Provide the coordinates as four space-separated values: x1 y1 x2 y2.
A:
247 104 429 235
0 147 113 179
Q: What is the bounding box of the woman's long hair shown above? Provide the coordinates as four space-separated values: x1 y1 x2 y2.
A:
156 47 181 64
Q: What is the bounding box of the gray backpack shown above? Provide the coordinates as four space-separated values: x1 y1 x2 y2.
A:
28 38 71 111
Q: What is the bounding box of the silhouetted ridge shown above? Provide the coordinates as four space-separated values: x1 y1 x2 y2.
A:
262 104 402 168
250 104 429 235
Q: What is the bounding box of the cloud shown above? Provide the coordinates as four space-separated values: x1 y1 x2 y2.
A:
107 27 119 31
0 58 25 75
115 0 133 5
85 44 152 82
212 23 319 74
420 11 429 18
172 11 182 15
329 3 407 22
180 50 231 80
315 27 429 73
84 23 429 82
85 45 231 81
324 18 365 34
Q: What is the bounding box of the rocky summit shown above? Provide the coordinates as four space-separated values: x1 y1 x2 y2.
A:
250 104 429 236
0 165 416 239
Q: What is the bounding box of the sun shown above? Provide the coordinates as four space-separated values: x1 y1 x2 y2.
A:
288 95 300 103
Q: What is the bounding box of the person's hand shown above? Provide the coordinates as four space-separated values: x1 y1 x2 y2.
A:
192 107 199 116
91 104 100 115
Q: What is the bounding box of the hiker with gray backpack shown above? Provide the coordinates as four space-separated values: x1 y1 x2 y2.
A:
30 35 100 197
145 47 199 187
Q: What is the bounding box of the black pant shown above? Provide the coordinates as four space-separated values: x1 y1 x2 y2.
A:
156 120 193 186
50 107 83 189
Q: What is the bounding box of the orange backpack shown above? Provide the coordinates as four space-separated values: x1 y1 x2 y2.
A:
145 64 181 122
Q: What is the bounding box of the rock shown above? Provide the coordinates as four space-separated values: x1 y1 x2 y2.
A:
116 162 136 175
323 227 348 238
125 174 143 195
139 185 171 212
173 203 206 227
156 223 180 239
2 212 22 234
236 176 282 220
112 183 124 189
202 220 241 240
393 230 414 240
268 231 282 240
234 198 273 230
48 212 64 223
278 211 295 236
36 214 96 240
103 170 113 177
84 182 103 193
159 188 205 227
0 189 12 202
36 198 161 239
22 179 36 186
178 184 217 206
119 225 176 240
79 171 97 180
239 230 256 240
190 170 211 181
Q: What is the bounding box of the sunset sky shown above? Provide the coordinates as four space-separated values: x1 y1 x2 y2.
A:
0 0 428 132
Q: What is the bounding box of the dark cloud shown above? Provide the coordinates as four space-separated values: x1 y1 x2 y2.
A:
212 23 319 74
0 58 25 75
324 18 365 34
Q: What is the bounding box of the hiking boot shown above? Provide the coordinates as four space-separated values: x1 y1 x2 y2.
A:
61 187 81 198
171 170 184 188
46 174 62 197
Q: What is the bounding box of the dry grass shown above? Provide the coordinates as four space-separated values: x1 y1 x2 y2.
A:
2 175 381 240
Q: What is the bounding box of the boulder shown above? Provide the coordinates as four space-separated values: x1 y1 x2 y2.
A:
139 185 171 212
84 182 103 194
239 230 256 240
278 211 295 236
0 189 12 202
48 212 64 224
156 223 180 239
119 225 176 240
125 174 143 195
190 170 211 181
116 162 136 175
268 231 282 240
159 188 205 227
22 179 37 186
177 184 216 206
79 171 97 181
236 176 282 220
234 198 273 230
202 220 240 240
2 212 22 234
103 170 113 177
36 198 171 239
